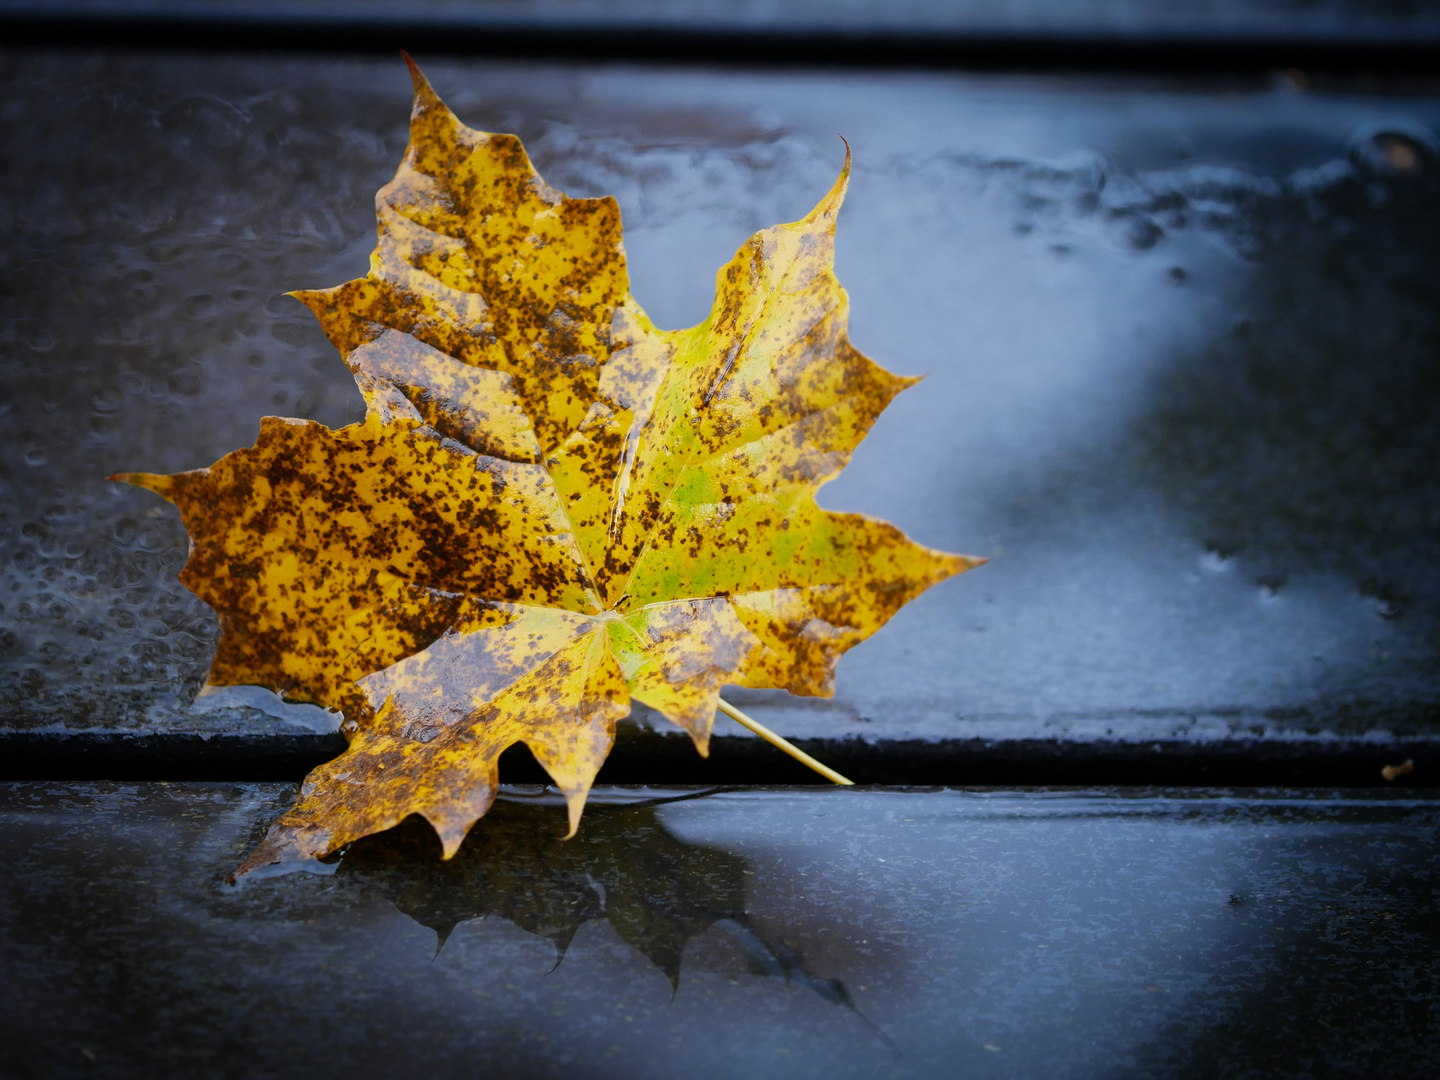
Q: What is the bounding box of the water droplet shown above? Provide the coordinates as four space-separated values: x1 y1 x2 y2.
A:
1349 121 1439 177
184 294 217 319
1123 216 1163 251
1359 579 1406 620
1199 546 1232 572
168 368 202 396
1372 596 1404 620
90 389 122 413
1384 141 1418 171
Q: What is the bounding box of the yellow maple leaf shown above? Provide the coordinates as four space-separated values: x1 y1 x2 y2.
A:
116 58 984 876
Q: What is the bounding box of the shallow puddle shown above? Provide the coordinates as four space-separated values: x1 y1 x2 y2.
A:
1 783 1436 1077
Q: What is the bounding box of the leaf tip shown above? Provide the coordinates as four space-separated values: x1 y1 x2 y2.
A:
110 471 174 497
230 812 344 883
403 52 444 114
800 138 852 229
287 288 333 321
436 825 469 861
948 553 989 577
562 790 590 840
228 846 278 884
423 808 478 860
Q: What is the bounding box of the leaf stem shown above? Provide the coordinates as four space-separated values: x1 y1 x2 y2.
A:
715 697 855 786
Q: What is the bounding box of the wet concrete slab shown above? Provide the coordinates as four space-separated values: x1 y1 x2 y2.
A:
1 782 1437 1078
1 51 1438 775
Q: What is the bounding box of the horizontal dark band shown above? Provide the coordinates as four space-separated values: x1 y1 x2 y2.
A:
1 728 1430 787
3 9 1440 72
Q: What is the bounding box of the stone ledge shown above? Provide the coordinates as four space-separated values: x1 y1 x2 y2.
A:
0 727 1431 787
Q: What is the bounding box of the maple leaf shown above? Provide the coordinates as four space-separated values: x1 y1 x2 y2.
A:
116 58 983 875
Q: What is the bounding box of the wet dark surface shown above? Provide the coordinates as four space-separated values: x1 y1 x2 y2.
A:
0 782 1436 1078
0 726 1434 788
8 0 1440 36
3 29 1438 1080
5 0 1440 71
2 50 1438 762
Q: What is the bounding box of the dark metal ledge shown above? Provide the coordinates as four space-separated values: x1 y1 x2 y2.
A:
1 728 1429 787
3 9 1440 73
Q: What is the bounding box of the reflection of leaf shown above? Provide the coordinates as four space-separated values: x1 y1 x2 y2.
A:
337 793 842 1001
117 57 982 874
